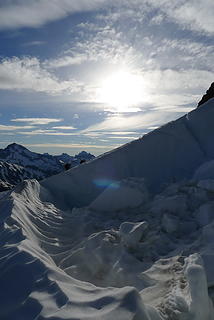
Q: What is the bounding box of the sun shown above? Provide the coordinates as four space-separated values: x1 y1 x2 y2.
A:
96 70 145 112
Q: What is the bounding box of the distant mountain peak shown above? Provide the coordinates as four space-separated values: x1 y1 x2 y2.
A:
5 143 27 151
75 151 95 160
6 142 21 148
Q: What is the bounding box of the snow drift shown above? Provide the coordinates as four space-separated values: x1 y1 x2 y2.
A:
1 99 214 319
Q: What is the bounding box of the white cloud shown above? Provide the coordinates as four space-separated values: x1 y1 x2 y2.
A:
107 136 138 140
52 126 76 130
18 129 56 135
0 0 213 36
48 132 77 136
150 13 165 25
161 39 213 57
82 130 139 139
0 57 83 94
18 130 77 136
108 131 138 135
11 117 63 125
83 111 180 133
146 0 214 34
25 143 115 149
170 0 214 34
0 0 107 30
78 27 138 64
49 25 139 70
87 68 212 112
0 132 15 136
136 68 214 109
0 124 35 130
82 132 103 138
96 0 214 35
22 41 46 46
152 38 214 69
46 14 212 110
148 126 159 130
46 54 87 69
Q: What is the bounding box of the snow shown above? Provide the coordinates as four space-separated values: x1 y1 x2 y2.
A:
1 99 214 319
161 213 179 233
151 194 187 217
0 144 96 191
0 190 8 199
197 179 214 192
41 99 214 210
184 254 214 320
0 160 34 190
194 160 214 181
89 178 148 212
0 143 64 181
195 201 214 227
119 221 148 248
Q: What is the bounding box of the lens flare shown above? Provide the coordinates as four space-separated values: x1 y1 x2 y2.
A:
93 179 119 189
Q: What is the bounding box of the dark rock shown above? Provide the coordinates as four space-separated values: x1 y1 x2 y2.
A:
198 82 214 107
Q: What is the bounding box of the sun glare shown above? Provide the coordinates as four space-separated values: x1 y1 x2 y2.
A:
96 70 146 112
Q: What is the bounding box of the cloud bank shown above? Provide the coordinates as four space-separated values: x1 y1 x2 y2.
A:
0 57 83 94
0 0 213 35
0 0 107 30
11 117 63 125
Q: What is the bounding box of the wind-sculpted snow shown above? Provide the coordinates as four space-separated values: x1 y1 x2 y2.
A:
1 100 214 319
0 180 161 320
1 172 214 319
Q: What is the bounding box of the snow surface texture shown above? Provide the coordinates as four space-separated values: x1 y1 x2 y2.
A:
1 99 214 319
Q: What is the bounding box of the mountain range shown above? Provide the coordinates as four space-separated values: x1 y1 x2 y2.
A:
0 143 95 191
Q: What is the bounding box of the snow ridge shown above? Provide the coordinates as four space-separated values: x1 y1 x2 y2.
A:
184 115 207 157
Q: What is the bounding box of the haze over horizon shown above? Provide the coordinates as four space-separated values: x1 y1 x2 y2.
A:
0 0 213 156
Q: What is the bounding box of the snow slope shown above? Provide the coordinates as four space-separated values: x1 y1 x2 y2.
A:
41 98 214 210
1 99 214 319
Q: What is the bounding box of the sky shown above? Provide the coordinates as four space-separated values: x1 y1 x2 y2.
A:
0 0 213 156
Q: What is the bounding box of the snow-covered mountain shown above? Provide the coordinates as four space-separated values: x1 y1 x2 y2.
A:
54 151 95 167
0 160 33 191
74 150 95 161
0 144 95 190
0 143 63 178
53 152 75 163
1 98 214 320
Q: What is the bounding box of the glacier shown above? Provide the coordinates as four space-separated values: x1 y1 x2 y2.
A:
1 99 214 319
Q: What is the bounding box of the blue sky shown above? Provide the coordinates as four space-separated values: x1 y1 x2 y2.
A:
0 0 213 156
